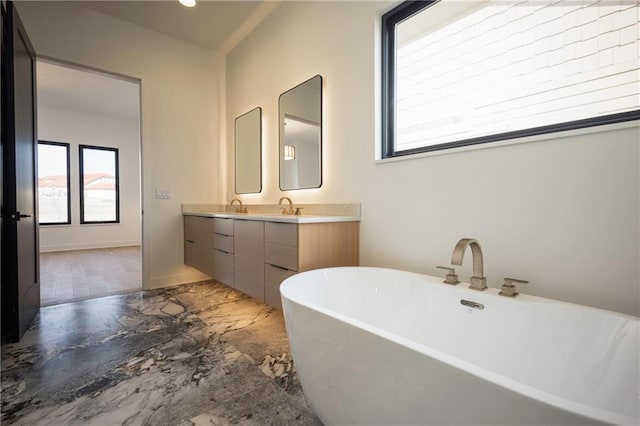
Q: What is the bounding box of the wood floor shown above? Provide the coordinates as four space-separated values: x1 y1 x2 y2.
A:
39 246 141 306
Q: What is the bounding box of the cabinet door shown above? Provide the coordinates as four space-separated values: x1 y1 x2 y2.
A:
264 243 298 271
265 263 296 309
234 220 264 301
185 216 206 270
213 249 234 286
184 216 217 278
265 222 297 246
185 215 215 241
264 222 298 271
184 240 198 269
198 247 215 279
184 215 202 243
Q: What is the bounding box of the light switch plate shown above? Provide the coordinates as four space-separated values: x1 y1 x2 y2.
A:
155 189 172 199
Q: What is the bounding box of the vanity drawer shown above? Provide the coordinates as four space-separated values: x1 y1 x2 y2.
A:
264 243 298 271
213 234 234 253
265 222 298 247
213 217 234 236
185 215 214 242
265 263 296 309
213 249 234 286
213 248 234 270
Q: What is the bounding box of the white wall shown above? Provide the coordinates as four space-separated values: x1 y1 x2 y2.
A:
226 1 640 316
38 107 141 252
17 1 219 289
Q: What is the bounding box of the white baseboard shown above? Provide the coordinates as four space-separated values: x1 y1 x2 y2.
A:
39 240 141 253
146 270 211 290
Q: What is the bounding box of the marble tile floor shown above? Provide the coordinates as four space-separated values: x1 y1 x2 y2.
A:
1 280 321 425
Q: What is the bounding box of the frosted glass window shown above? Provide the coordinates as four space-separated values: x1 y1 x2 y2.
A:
79 145 119 223
382 0 640 157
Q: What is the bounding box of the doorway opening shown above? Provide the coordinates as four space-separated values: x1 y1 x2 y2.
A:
36 60 142 306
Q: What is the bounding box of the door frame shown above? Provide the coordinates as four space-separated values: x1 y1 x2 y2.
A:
35 56 146 296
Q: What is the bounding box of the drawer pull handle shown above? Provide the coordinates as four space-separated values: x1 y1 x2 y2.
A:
186 240 195 243
268 263 291 272
215 249 230 254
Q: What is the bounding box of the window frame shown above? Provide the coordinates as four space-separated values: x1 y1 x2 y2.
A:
381 0 640 159
37 140 72 226
79 144 120 224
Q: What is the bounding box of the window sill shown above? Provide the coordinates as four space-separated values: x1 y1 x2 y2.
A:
375 119 639 164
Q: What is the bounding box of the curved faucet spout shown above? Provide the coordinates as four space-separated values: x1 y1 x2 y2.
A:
451 238 483 277
278 196 294 215
230 198 246 213
451 238 487 290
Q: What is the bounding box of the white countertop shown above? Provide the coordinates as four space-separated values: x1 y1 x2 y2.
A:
182 210 360 224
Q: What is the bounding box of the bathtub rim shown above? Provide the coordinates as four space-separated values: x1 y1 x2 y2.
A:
280 266 639 425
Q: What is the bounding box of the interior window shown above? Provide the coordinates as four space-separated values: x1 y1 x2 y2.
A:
37 141 71 225
79 145 120 224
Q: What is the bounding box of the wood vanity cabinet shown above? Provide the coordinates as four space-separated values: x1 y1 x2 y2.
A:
184 216 234 286
185 215 359 309
264 221 359 309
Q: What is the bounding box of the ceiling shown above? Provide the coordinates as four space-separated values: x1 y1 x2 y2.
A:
37 61 140 121
37 1 281 121
71 0 277 52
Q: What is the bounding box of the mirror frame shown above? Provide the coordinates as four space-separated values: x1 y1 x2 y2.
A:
234 106 262 194
278 75 323 191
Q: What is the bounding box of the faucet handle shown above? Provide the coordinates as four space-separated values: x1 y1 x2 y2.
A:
436 266 460 285
294 207 304 215
499 277 529 298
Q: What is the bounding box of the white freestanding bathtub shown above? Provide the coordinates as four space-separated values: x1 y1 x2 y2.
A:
280 267 639 425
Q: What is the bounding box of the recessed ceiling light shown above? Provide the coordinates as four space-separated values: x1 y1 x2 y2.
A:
179 0 196 7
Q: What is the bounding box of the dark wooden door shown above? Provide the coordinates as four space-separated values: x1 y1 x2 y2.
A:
1 1 39 342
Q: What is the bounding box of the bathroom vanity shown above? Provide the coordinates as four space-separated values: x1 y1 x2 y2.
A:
183 210 359 309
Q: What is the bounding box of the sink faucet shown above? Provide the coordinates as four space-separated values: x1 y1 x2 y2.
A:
450 238 487 291
278 196 294 215
230 198 247 213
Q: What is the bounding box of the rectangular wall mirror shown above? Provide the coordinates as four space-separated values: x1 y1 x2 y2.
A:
279 75 322 191
235 107 262 194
